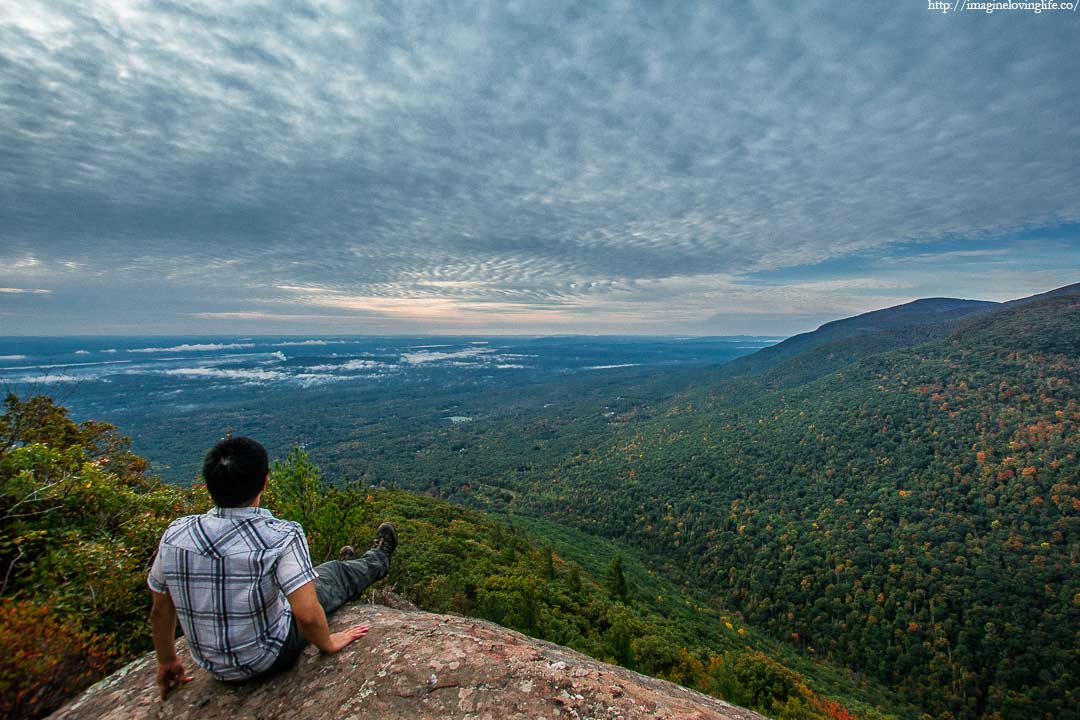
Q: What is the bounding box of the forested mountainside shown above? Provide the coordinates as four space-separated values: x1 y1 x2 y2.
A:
693 284 1078 397
516 291 1080 718
349 286 1079 719
715 297 999 379
0 395 906 720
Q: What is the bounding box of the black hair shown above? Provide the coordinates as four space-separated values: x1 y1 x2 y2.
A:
202 436 269 507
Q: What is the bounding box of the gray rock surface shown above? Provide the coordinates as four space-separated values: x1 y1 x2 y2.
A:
52 600 767 720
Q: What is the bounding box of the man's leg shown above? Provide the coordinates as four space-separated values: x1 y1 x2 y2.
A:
312 548 390 615
314 521 397 614
248 523 396 681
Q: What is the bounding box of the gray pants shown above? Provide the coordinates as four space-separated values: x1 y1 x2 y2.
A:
256 547 389 678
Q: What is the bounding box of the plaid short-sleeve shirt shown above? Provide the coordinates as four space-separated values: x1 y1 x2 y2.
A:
148 506 318 681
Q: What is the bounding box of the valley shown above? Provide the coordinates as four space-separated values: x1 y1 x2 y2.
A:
2 284 1077 719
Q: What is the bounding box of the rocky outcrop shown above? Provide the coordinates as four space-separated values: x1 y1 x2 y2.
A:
52 599 766 720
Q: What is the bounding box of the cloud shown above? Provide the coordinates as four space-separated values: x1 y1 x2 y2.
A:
1 374 81 384
880 247 1014 266
4 359 132 370
305 359 389 371
158 365 378 388
400 348 495 365
127 343 256 353
160 367 287 382
191 311 355 322
0 1 1077 334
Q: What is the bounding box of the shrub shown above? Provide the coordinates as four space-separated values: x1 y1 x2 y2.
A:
0 599 116 719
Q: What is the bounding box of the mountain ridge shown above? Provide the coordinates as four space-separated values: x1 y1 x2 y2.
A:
713 283 1077 387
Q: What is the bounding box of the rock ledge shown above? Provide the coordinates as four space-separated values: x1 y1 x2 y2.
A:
52 602 766 720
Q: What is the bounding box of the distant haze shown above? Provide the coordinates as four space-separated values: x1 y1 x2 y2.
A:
1 2 1077 335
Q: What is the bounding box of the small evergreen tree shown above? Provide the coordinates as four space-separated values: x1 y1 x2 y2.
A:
542 545 555 580
606 555 628 601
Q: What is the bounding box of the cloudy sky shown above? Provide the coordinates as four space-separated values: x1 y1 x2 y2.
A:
1 1 1077 336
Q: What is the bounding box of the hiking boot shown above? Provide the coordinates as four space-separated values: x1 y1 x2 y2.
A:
371 522 397 556
338 545 357 561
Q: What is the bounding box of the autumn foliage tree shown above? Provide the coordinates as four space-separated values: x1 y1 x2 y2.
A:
0 393 203 719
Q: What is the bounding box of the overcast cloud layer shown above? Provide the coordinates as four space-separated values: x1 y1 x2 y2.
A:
1 1 1078 334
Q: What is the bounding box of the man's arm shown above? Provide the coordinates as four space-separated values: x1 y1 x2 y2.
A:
285 580 369 653
149 590 192 699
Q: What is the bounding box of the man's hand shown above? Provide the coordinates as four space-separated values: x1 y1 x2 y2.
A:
150 590 191 699
326 624 370 654
156 658 193 699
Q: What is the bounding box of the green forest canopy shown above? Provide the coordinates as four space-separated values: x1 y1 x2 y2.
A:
328 291 1080 719
0 393 904 720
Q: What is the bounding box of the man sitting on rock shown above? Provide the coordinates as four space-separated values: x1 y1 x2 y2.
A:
147 436 397 698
